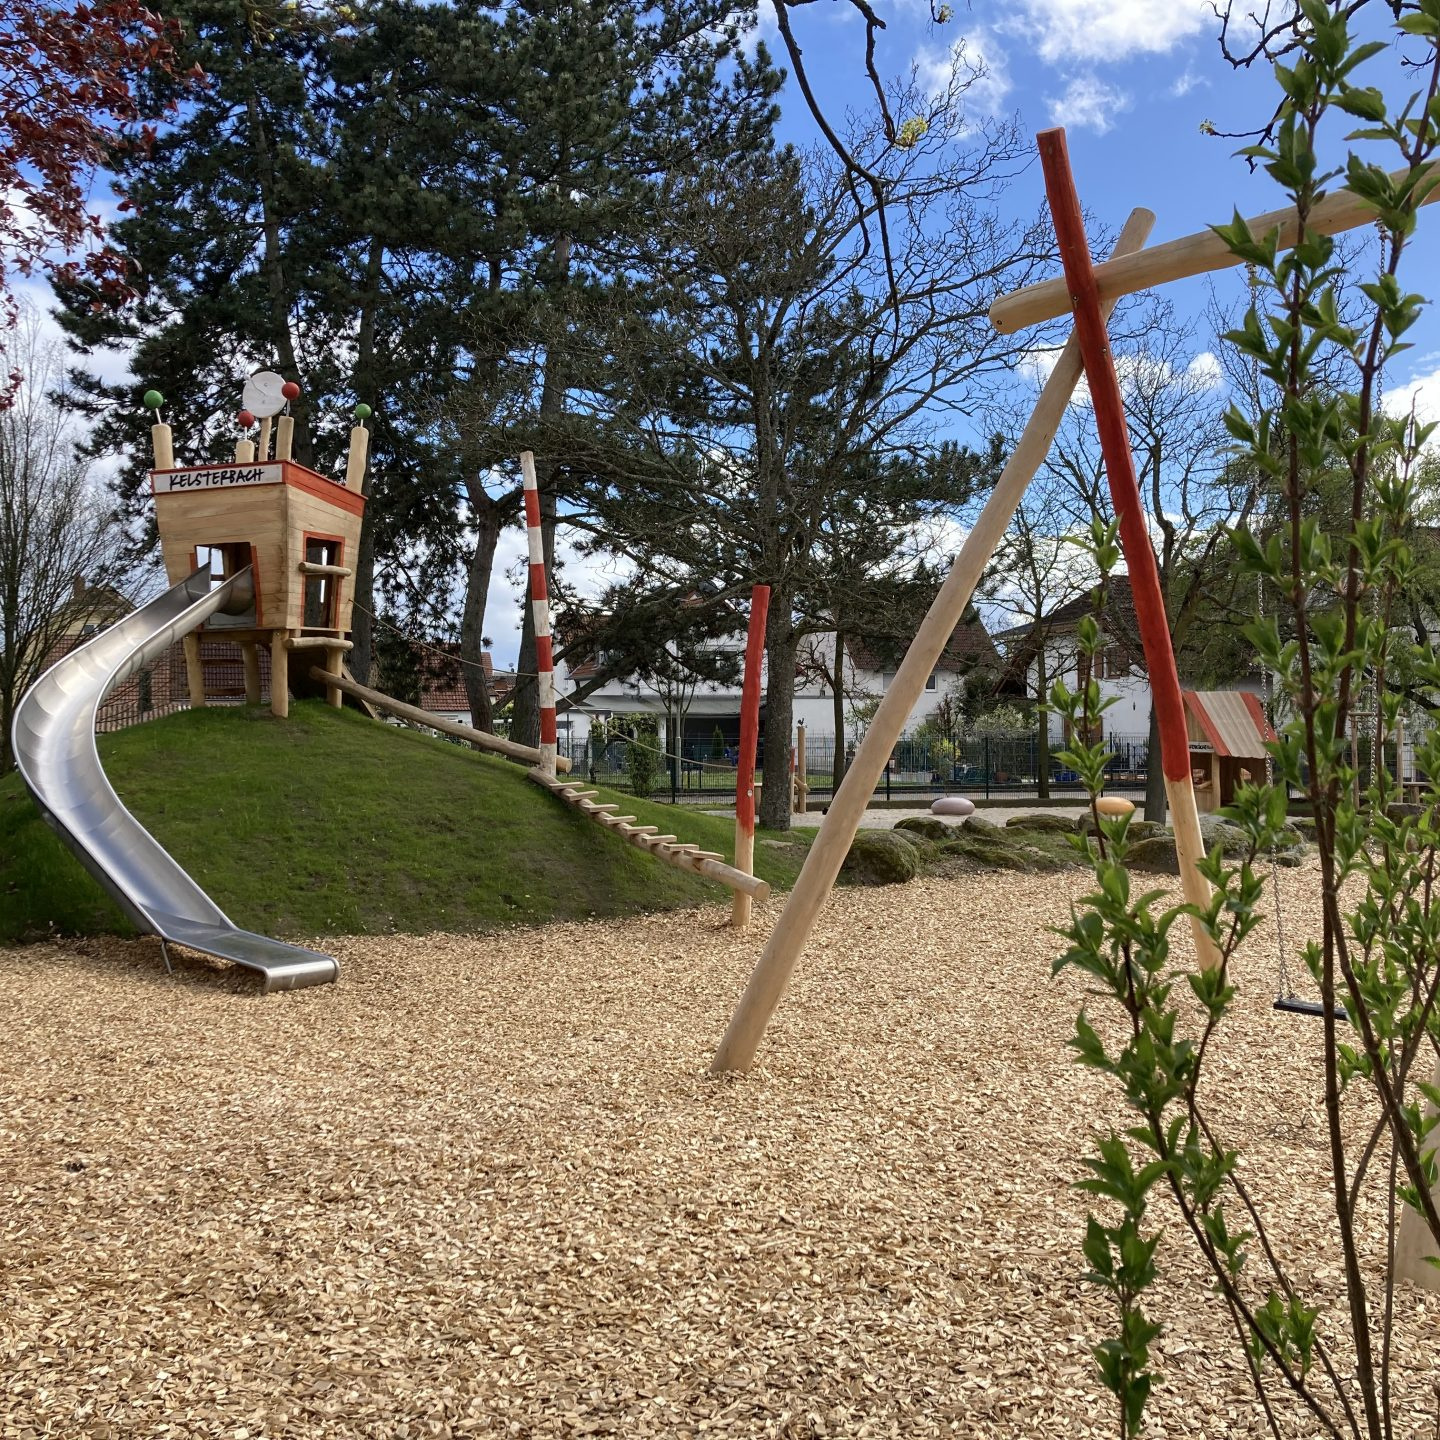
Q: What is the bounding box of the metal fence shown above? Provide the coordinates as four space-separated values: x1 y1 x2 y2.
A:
562 728 1150 803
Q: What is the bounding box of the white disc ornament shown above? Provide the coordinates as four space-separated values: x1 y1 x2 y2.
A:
241 370 287 419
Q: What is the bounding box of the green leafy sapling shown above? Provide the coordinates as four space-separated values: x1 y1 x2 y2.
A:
1056 5 1440 1435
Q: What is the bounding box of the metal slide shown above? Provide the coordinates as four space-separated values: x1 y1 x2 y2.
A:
11 567 339 991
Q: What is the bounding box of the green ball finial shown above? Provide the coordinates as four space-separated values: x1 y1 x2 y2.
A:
353 402 372 421
142 389 164 411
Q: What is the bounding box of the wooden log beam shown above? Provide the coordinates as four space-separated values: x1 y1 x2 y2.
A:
1396 1054 1440 1291
528 769 768 900
297 561 354 578
286 635 354 651
708 206 1156 1076
310 666 572 772
990 159 1439 335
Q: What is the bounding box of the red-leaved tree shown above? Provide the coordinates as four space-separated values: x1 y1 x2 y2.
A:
0 1 191 398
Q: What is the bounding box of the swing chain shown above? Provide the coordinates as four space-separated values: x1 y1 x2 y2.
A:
1258 572 1294 1000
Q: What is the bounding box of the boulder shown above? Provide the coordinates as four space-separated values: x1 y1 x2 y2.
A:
939 832 1032 871
1127 835 1181 874
841 830 921 885
1004 813 1075 834
1198 814 1253 857
890 828 938 859
965 813 1001 831
895 816 953 841
931 795 976 818
1073 813 1164 841
1387 802 1426 825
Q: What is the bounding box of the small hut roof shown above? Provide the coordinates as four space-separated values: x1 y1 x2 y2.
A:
1183 690 1274 758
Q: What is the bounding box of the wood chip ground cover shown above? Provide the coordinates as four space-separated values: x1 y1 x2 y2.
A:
2 861 1435 1437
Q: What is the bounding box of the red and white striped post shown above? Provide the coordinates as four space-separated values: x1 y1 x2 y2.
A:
732 584 771 929
1038 128 1220 971
521 450 557 776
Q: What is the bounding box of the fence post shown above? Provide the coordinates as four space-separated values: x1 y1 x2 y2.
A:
985 736 991 800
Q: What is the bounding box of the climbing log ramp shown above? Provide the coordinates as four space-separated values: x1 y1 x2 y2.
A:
528 769 768 901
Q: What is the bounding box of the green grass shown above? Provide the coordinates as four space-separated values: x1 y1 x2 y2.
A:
0 703 811 944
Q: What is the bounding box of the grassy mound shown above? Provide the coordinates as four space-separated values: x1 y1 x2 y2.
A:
0 703 810 944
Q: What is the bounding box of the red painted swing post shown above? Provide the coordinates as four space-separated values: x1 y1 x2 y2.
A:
1038 128 1222 971
731 585 771 929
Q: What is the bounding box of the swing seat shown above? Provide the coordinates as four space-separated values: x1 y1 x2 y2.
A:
1273 995 1349 1021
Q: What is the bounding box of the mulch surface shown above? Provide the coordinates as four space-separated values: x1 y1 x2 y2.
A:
2 861 1436 1437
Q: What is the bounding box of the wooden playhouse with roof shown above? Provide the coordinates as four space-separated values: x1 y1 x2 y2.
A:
1183 689 1276 813
145 372 371 719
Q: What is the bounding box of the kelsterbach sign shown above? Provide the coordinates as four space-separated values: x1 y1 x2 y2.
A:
151 463 284 493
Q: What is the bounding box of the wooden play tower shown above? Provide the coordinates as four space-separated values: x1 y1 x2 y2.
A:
145 372 371 718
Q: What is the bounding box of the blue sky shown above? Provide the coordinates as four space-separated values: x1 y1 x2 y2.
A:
755 0 1440 416
482 3 1440 670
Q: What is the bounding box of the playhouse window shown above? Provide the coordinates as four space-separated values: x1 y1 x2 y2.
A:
195 542 249 585
303 538 340 628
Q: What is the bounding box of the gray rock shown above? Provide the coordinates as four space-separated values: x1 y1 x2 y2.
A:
894 816 953 841
1073 813 1163 841
1004 813 1075 834
1127 835 1181 874
890 828 938 859
841 830 921 885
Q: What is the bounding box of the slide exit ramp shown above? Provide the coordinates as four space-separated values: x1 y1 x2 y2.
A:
11 567 338 991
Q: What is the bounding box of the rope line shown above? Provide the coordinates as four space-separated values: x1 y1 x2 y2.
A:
350 601 538 679
352 602 746 774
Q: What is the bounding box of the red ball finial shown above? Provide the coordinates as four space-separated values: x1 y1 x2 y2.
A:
281 381 300 401
238 409 256 428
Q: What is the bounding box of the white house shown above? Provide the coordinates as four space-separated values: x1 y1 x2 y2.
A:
552 606 1007 759
993 576 1262 765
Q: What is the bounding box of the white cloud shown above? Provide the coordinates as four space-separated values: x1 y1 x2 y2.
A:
1171 67 1206 97
1001 0 1213 65
1384 364 1440 449
482 519 636 674
1017 343 1064 387
915 29 1013 114
735 0 778 58
1047 74 1131 134
1187 350 1223 389
1013 344 1224 412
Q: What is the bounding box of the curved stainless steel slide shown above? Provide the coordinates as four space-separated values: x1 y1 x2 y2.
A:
11 567 339 991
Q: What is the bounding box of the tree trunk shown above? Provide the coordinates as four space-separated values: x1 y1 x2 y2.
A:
831 629 847 793
244 81 311 464
759 596 797 831
460 481 507 734
1143 701 1168 823
351 487 377 684
1036 648 1051 801
510 236 571 749
347 235 386 685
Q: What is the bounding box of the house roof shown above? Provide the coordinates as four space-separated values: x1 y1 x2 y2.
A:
415 644 494 712
997 575 1139 639
995 575 1147 681
1184 690 1274 758
848 607 1002 676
